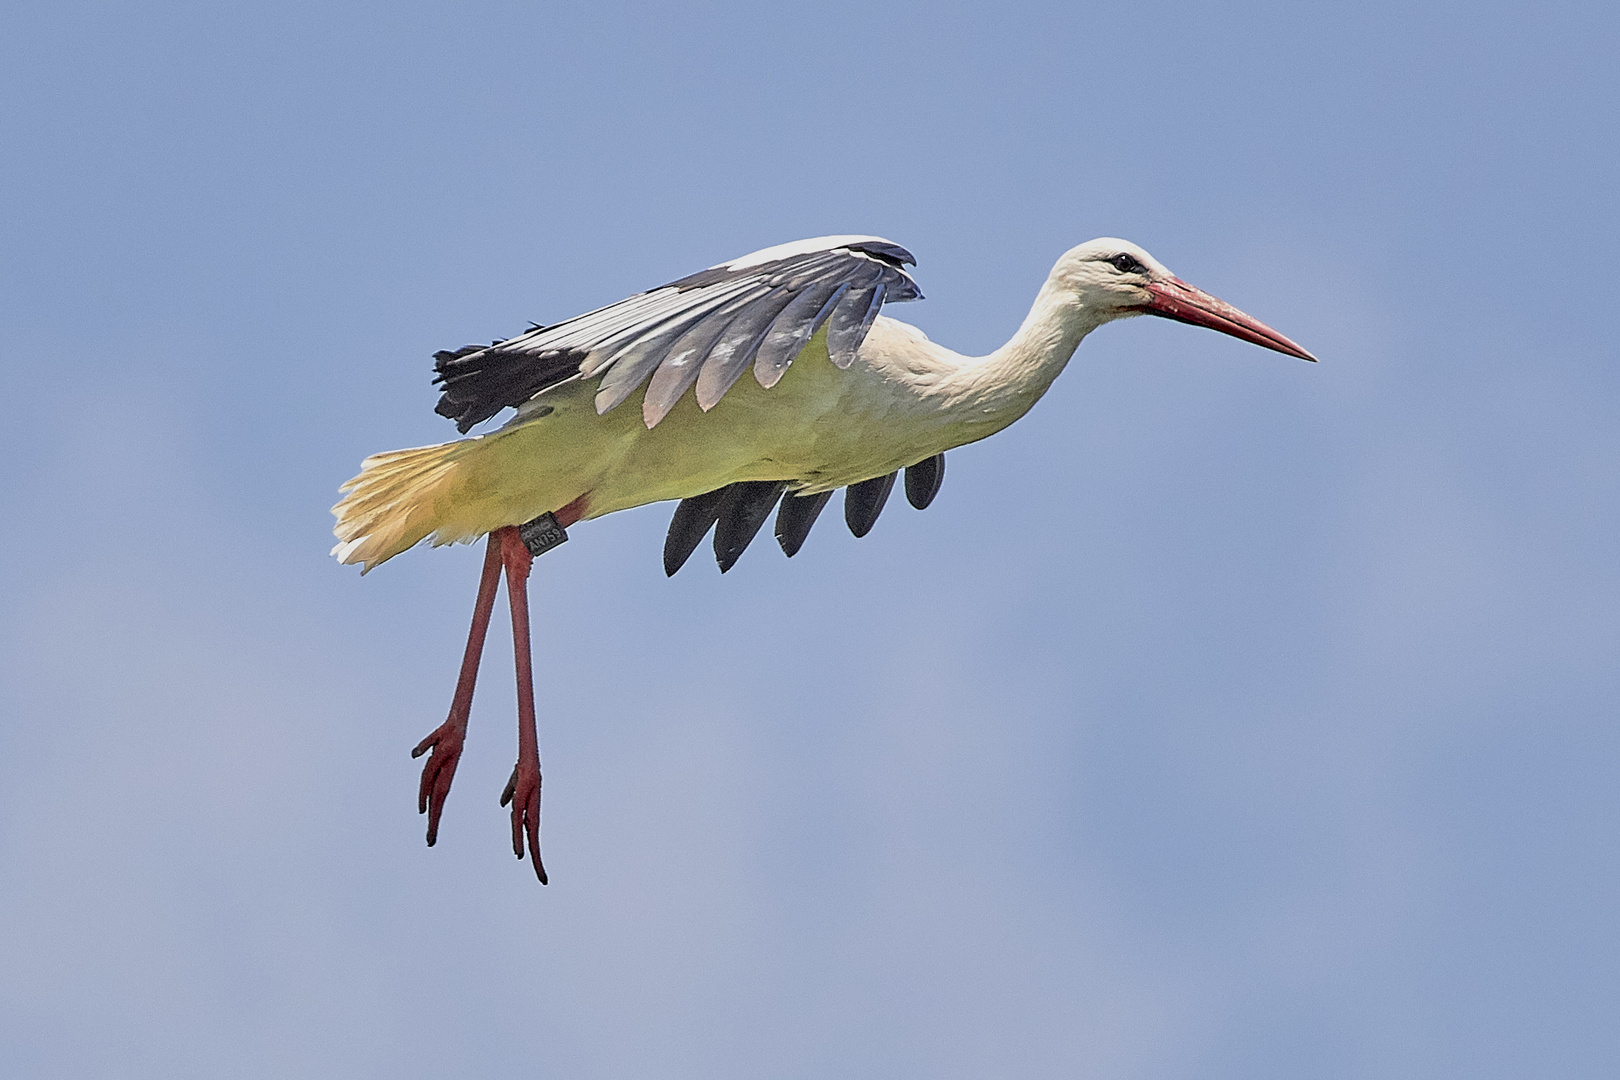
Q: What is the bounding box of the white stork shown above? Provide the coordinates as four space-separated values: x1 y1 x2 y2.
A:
332 235 1315 881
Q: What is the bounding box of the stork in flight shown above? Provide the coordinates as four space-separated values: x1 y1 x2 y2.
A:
332 235 1315 881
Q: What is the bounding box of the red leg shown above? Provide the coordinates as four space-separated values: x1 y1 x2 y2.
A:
496 526 548 884
411 534 503 846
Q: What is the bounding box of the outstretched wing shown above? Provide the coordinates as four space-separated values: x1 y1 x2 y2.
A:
431 235 923 433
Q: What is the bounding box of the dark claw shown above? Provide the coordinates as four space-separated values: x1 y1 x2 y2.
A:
714 481 787 572
904 453 945 510
664 487 730 576
500 763 547 884
775 490 833 556
412 721 466 847
844 473 897 538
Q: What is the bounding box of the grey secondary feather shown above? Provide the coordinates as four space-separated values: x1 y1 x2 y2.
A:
431 238 922 432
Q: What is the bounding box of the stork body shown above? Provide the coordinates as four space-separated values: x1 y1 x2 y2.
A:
333 235 1314 880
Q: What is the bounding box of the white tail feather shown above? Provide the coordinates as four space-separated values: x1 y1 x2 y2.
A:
331 441 476 571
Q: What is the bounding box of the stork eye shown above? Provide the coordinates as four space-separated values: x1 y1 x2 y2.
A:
1109 253 1145 274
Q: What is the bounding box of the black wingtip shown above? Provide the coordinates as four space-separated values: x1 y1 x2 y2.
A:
433 342 585 434
904 453 945 510
844 240 917 268
845 473 898 538
775 490 833 556
713 482 787 573
664 488 730 576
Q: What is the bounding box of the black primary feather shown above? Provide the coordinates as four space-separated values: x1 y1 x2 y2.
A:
713 482 787 572
663 487 731 576
904 454 945 510
844 473 897 538
433 343 584 433
774 490 833 557
843 240 916 269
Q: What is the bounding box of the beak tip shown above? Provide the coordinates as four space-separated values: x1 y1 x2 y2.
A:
1147 279 1318 368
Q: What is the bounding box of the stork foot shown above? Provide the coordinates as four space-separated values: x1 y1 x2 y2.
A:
499 757 547 884
412 719 467 847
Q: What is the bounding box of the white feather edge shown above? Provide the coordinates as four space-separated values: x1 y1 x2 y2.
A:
717 235 894 272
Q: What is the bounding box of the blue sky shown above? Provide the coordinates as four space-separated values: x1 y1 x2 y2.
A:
2 1 1616 1077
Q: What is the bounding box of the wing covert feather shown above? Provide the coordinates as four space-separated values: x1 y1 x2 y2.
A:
431 237 922 432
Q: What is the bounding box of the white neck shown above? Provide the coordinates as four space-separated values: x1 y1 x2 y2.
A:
933 276 1113 435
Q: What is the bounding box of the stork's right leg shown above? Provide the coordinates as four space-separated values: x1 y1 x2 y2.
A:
411 533 503 846
496 526 547 884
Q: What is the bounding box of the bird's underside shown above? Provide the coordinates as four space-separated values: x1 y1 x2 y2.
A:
333 314 975 575
333 238 948 574
333 232 1316 882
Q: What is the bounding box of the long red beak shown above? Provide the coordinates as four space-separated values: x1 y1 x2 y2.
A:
1141 278 1317 362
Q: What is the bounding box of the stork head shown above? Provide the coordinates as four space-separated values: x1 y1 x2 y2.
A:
1054 238 1316 361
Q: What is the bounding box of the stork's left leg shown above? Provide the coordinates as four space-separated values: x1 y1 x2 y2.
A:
412 533 504 846
496 525 548 884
